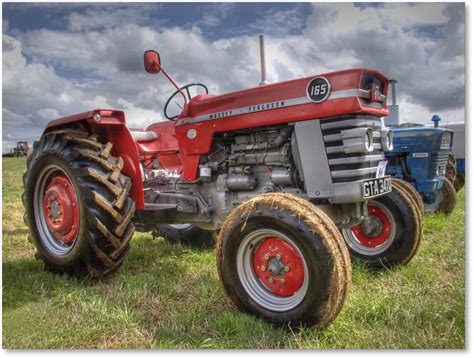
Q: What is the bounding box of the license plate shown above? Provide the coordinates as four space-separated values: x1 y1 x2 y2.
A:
362 176 391 198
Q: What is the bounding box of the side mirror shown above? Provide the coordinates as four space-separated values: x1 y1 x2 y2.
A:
144 50 161 74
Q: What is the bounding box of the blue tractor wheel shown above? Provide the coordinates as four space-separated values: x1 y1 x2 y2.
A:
436 180 457 214
454 173 465 192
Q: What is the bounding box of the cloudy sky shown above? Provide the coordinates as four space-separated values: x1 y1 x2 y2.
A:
2 2 465 153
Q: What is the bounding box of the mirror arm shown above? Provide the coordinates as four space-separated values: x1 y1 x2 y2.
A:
159 66 188 106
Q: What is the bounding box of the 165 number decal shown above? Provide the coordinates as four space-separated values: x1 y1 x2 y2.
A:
307 77 331 103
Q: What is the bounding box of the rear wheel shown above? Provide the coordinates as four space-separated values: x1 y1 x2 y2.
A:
445 162 457 185
22 129 135 278
341 185 422 268
448 152 456 167
217 193 351 328
436 180 457 214
454 173 465 192
158 224 215 248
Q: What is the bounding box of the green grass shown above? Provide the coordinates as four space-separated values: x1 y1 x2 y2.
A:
2 157 465 348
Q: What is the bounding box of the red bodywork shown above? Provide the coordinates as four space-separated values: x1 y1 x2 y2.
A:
44 67 389 209
44 110 145 209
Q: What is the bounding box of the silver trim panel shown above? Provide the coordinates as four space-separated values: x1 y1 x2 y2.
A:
293 120 335 198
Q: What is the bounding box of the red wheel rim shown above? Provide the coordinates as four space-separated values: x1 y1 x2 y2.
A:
253 237 305 297
351 205 392 248
43 173 79 245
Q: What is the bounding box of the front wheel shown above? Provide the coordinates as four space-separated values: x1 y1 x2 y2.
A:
341 185 422 268
217 193 351 328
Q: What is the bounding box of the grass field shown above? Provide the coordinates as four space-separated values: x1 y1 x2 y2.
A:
2 157 465 349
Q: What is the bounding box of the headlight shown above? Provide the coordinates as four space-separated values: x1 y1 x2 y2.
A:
365 128 374 152
440 132 452 149
341 127 374 153
381 128 393 151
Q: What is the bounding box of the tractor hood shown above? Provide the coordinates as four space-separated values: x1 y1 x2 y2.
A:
390 127 454 153
177 68 389 127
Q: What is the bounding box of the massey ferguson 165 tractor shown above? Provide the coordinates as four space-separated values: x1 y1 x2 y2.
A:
22 43 422 328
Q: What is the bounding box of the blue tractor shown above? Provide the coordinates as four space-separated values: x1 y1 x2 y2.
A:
384 80 456 214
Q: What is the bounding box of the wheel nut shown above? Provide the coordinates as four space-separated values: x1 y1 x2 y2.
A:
263 253 269 260
280 278 286 284
284 265 290 272
276 254 281 260
268 278 274 284
260 265 266 272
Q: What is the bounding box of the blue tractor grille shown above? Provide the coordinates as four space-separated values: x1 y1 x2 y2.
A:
428 150 450 178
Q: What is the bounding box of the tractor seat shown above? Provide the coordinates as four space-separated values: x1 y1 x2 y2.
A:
130 130 158 142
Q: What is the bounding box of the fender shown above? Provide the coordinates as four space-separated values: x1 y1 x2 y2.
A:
43 109 145 210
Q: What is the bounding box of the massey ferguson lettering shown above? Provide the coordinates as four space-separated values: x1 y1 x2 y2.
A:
209 111 233 119
208 100 286 120
248 100 285 112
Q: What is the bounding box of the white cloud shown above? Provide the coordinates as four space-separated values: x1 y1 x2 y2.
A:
36 108 60 121
2 3 465 154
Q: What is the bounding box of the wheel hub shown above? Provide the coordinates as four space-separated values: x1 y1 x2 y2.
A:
267 258 286 277
253 237 305 297
351 205 391 248
50 201 61 219
360 215 383 238
43 174 79 245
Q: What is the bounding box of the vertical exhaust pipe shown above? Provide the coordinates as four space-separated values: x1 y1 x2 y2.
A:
259 34 268 86
390 79 397 105
385 79 400 126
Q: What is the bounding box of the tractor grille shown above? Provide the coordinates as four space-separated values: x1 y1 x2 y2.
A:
428 150 450 178
320 115 385 183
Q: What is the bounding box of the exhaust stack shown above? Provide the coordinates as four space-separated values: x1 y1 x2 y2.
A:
259 35 268 86
385 79 400 126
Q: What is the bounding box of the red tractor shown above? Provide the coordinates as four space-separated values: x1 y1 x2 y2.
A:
23 47 422 328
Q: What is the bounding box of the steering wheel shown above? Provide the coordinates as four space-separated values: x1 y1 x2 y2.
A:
164 83 209 121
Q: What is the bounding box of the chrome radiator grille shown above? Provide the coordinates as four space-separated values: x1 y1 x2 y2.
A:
320 115 385 183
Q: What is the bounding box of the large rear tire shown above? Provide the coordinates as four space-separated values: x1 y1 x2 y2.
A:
445 161 457 185
158 224 215 249
436 179 457 214
454 173 465 192
22 129 135 278
341 185 422 268
217 193 351 328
